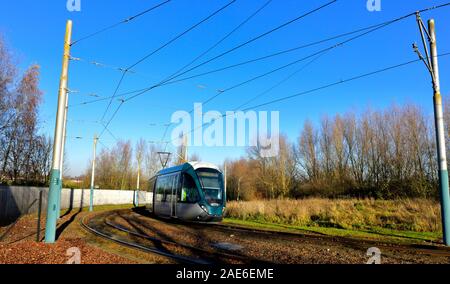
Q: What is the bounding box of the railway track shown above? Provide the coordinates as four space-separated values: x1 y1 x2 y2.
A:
81 212 208 264
206 223 450 256
83 209 450 264
200 218 450 260
127 208 450 261
81 211 265 264
130 207 448 251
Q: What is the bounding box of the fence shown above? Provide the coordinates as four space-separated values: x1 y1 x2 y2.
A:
0 186 152 226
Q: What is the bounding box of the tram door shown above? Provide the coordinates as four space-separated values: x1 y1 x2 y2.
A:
170 173 180 217
155 173 179 217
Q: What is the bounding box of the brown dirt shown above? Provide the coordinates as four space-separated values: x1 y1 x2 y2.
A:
0 208 172 264
0 239 137 264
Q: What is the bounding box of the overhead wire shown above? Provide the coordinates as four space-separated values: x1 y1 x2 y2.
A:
235 50 330 110
90 2 450 143
99 0 338 141
73 0 338 111
70 0 172 46
118 1 450 105
196 18 401 109
70 56 160 80
100 0 238 125
242 52 450 111
186 1 450 111
111 1 450 104
100 0 238 121
66 5 434 108
101 122 120 142
122 0 339 103
103 0 434 142
167 52 450 146
69 87 152 107
156 0 339 87
159 0 274 82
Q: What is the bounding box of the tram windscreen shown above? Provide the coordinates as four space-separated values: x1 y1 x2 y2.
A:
196 169 224 206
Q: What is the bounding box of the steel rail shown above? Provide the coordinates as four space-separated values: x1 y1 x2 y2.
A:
80 213 209 264
105 213 265 264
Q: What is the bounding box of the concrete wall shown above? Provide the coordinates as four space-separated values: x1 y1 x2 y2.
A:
0 186 152 226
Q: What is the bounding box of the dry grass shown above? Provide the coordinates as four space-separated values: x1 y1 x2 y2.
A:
224 199 442 232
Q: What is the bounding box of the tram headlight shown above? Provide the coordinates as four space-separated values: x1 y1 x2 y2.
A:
200 204 208 213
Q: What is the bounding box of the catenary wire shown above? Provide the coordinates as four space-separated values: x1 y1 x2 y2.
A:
100 0 238 123
168 52 450 145
70 0 172 46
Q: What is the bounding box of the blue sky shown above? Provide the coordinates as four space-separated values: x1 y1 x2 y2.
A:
1 0 450 176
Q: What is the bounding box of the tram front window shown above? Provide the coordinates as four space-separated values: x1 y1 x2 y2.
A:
180 173 199 203
196 169 224 206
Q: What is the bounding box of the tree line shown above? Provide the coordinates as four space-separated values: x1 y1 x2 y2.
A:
78 136 201 190
0 36 51 186
79 139 172 190
80 102 448 201
226 103 447 200
2 34 449 200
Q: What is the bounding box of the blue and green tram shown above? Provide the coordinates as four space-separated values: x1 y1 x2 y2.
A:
148 162 225 222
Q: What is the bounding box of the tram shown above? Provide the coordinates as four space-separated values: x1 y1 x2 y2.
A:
147 162 225 222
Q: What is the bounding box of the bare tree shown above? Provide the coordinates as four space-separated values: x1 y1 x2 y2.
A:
145 144 163 179
135 138 146 189
297 120 320 183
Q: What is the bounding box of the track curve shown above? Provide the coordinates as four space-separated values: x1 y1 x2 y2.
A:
81 210 265 264
81 212 209 264
82 209 450 264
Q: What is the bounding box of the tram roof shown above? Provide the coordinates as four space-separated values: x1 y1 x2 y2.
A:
157 161 221 175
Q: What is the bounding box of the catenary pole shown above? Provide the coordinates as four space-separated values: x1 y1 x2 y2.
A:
89 135 98 212
429 19 450 245
224 162 227 204
136 164 140 191
135 162 140 207
56 92 69 219
45 20 72 243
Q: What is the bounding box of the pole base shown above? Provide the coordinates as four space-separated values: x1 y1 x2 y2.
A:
44 169 61 243
89 187 94 212
439 170 450 245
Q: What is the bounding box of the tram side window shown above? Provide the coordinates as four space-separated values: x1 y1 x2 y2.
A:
155 176 168 202
149 177 156 193
165 174 177 202
178 173 199 203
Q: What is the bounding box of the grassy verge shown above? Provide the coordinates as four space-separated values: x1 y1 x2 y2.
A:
224 199 443 244
223 218 442 245
58 204 133 215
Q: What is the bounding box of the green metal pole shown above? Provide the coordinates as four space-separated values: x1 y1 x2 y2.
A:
89 135 98 212
429 19 450 245
45 20 72 243
56 184 61 219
